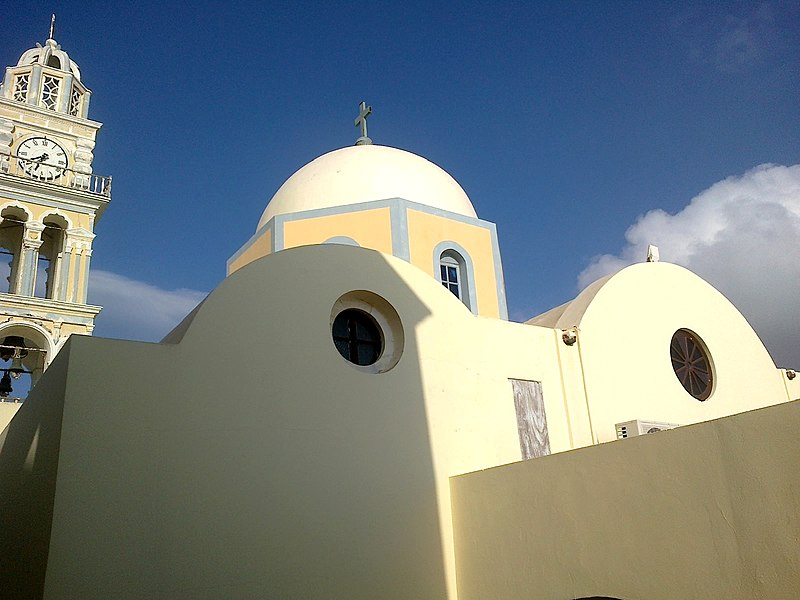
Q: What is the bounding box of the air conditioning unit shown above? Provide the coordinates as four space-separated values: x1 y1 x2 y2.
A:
615 419 682 439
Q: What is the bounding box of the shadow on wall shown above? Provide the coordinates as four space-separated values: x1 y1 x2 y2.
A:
0 344 70 599
0 245 450 599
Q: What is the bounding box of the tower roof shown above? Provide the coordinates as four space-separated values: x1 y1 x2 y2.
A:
16 36 82 81
258 144 477 229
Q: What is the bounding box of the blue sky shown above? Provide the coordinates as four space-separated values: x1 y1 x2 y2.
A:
2 1 799 366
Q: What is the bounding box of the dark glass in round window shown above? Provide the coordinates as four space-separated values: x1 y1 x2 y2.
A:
332 309 383 366
670 329 713 401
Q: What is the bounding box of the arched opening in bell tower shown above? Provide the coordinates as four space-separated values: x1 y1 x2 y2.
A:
35 215 68 299
0 207 28 294
0 322 51 401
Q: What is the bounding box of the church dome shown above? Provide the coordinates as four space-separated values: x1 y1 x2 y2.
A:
258 145 477 229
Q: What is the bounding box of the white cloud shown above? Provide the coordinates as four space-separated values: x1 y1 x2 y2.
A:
88 270 207 342
579 163 800 368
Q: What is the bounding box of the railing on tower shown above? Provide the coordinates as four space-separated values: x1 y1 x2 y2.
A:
0 152 112 197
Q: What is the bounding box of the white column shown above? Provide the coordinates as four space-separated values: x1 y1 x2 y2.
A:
73 139 95 189
58 239 74 302
18 222 44 297
0 118 13 174
78 248 92 304
57 74 73 114
64 229 95 304
27 65 42 107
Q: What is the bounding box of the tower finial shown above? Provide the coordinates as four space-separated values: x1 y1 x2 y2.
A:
354 101 373 146
49 14 56 40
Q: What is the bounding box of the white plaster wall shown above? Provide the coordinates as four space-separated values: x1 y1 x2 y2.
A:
563 262 789 443
38 246 552 600
8 246 791 599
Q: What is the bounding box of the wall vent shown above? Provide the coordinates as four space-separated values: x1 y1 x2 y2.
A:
615 419 681 439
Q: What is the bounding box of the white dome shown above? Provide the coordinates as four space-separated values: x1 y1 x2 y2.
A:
258 145 476 229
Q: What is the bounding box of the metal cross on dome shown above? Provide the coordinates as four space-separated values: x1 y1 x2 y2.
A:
354 101 373 146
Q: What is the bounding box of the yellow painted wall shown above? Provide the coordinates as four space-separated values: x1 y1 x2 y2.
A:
451 400 800 600
282 207 393 254
0 199 92 231
228 228 271 275
406 209 500 318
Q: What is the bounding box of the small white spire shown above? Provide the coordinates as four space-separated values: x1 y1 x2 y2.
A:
48 14 56 40
646 244 660 263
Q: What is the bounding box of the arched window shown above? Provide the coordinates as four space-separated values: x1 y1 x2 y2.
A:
436 246 475 312
440 253 462 299
35 215 67 299
0 208 27 294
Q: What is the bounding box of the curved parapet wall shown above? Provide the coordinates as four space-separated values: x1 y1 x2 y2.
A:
541 262 786 442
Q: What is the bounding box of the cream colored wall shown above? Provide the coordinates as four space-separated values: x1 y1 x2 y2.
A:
559 263 789 445
282 207 393 253
227 228 271 275
59 323 92 338
2 246 793 599
407 308 575 598
5 246 563 599
406 209 500 318
0 402 21 433
451 399 800 600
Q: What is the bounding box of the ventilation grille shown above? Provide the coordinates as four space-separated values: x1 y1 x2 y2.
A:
615 419 681 439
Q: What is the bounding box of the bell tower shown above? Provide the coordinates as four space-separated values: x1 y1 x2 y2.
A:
0 17 110 400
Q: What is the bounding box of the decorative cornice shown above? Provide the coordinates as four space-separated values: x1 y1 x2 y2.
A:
0 291 101 318
0 96 102 129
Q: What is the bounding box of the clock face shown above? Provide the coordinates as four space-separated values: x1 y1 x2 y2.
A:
16 137 68 180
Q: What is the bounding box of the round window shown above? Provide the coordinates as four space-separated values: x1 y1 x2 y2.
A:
332 309 383 366
670 329 713 401
330 291 404 374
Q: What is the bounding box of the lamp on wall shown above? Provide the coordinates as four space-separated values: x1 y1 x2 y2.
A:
562 328 578 346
